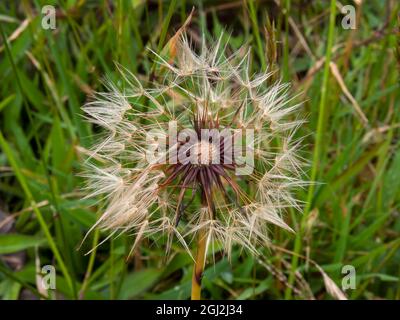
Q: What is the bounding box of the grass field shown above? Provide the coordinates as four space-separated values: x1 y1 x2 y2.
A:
0 0 399 300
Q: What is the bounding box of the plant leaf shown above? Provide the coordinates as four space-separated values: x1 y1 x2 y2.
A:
0 234 45 254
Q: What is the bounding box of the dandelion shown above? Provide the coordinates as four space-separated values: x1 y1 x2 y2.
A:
82 31 306 300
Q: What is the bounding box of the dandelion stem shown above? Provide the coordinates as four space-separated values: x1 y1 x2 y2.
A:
191 191 209 301
191 224 207 300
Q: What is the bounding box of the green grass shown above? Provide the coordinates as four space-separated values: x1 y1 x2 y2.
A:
0 0 399 300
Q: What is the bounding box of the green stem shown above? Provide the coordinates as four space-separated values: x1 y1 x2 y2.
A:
157 0 178 52
285 0 337 299
78 227 100 299
248 0 267 71
282 0 290 82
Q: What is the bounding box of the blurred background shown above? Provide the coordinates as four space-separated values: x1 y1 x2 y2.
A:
0 0 399 300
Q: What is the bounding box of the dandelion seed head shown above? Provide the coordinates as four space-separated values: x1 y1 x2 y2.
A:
81 31 307 259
